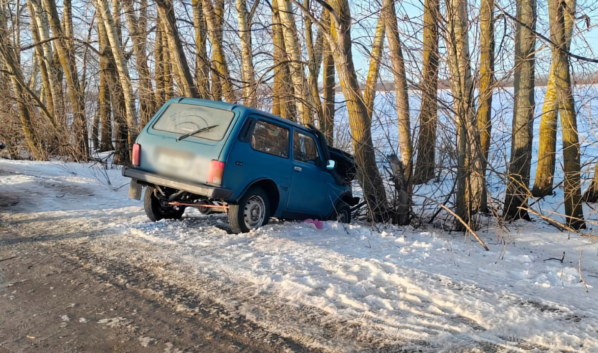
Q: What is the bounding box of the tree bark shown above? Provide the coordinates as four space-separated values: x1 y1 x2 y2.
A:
504 0 536 221
235 0 256 107
476 0 494 210
98 19 128 163
532 0 576 197
161 20 175 100
203 0 235 102
304 2 324 124
0 8 45 160
413 0 439 184
28 0 65 128
446 0 485 225
42 0 88 160
26 0 54 121
123 0 155 127
383 0 412 183
362 16 385 119
155 0 199 98
321 38 335 145
154 20 165 106
271 2 296 121
545 0 584 228
275 0 311 125
98 20 114 152
192 0 210 98
327 0 389 219
94 0 139 156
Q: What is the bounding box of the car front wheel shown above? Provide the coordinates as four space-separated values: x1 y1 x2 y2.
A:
332 202 351 224
228 187 270 233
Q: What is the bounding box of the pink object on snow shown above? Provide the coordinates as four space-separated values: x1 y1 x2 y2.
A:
304 219 324 230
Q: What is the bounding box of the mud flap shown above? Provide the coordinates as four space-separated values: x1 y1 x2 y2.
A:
129 178 142 200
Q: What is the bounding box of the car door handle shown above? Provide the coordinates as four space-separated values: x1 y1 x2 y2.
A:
294 166 302 172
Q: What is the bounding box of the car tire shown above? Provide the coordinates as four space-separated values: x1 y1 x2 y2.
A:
144 187 185 222
198 206 212 215
228 187 270 233
332 202 351 224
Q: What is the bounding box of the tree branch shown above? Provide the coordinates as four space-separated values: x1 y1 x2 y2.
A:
288 0 332 42
248 0 261 23
495 3 598 64
20 36 60 51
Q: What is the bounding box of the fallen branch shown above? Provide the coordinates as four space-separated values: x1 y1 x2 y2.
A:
0 255 17 262
523 207 598 240
543 252 565 263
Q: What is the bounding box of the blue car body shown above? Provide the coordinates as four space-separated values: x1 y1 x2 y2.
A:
123 98 357 221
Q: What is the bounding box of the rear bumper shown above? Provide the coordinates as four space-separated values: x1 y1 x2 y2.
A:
122 167 233 199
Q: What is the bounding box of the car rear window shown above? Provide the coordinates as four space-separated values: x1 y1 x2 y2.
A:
152 103 234 141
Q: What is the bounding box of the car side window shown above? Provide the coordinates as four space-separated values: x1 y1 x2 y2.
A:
250 120 289 158
293 131 320 166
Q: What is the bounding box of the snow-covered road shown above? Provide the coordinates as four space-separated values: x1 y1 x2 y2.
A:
1 159 598 352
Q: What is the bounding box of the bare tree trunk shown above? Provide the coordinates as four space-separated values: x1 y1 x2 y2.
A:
271 4 296 121
27 0 54 119
192 0 210 98
304 2 324 124
98 20 114 152
63 0 74 50
155 0 199 98
94 0 139 156
161 20 174 100
123 0 155 129
476 0 494 210
446 0 484 225
271 9 281 116
91 106 99 150
413 0 439 184
362 16 385 118
154 20 165 106
235 0 256 107
327 0 389 219
275 0 311 125
321 38 335 145
29 0 65 127
533 0 576 197
203 0 235 102
210 0 224 100
545 0 584 228
98 19 128 163
0 8 45 160
123 0 155 127
382 0 412 183
42 0 88 160
504 0 536 221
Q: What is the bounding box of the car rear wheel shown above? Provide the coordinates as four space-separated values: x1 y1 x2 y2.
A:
332 202 351 224
144 187 185 222
228 187 270 233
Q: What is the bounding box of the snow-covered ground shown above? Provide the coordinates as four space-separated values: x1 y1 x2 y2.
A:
1 159 597 352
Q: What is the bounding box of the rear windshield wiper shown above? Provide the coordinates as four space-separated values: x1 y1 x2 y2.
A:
177 124 219 141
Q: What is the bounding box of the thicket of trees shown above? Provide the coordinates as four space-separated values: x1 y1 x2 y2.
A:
0 0 597 232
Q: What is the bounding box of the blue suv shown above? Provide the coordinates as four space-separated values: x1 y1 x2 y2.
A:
123 98 359 233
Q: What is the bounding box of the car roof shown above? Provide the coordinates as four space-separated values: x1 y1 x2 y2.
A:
176 97 312 133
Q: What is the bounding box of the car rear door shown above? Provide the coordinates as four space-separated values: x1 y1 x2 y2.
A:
137 101 237 184
286 129 336 218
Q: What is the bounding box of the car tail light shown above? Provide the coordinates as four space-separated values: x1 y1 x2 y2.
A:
132 143 141 166
207 160 225 185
